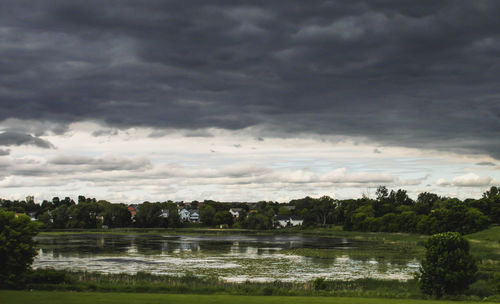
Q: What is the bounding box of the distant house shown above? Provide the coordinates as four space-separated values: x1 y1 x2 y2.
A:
28 212 37 221
127 206 137 222
189 210 200 223
160 209 170 218
274 215 303 228
179 209 191 222
229 208 242 219
127 206 136 216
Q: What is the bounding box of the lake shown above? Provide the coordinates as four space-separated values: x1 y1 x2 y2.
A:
33 233 420 282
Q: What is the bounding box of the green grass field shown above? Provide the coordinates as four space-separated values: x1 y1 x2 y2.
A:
0 291 496 304
466 226 500 274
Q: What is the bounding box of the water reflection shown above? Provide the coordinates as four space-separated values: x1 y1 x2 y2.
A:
33 234 420 282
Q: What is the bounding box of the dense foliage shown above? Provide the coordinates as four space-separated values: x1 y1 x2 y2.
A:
1 186 499 234
339 188 491 234
0 210 40 288
418 232 477 298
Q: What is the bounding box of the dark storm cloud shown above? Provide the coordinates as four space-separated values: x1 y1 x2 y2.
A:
0 149 10 156
1 1 500 157
0 132 55 149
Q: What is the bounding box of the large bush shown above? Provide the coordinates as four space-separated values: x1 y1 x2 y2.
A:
0 210 40 287
418 232 477 298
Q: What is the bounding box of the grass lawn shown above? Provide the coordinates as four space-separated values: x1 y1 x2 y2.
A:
466 226 500 273
0 291 496 304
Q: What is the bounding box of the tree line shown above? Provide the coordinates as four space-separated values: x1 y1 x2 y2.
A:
1 186 499 234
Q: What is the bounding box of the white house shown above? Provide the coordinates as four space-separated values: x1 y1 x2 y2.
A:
189 210 200 223
179 209 191 222
160 209 170 218
229 208 242 219
275 215 303 228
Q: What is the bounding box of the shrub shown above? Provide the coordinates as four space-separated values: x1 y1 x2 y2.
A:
0 210 40 288
313 277 327 290
467 279 495 297
418 232 477 298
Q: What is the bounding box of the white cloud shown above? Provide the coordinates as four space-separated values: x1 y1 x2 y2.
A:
0 120 499 202
436 178 451 186
320 168 394 184
452 173 493 187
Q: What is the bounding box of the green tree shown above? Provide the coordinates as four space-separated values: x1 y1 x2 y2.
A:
491 195 500 224
51 205 71 229
167 209 181 228
37 211 52 228
200 204 216 226
418 232 477 298
313 196 336 225
0 210 40 287
243 213 272 230
103 203 131 228
69 201 102 228
278 206 291 215
213 211 234 227
376 186 389 200
483 186 499 199
135 202 161 228
415 192 439 215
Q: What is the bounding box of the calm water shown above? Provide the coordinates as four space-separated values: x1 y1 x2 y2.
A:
33 234 419 282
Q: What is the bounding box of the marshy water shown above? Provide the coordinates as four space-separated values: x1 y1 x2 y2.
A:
33 234 420 282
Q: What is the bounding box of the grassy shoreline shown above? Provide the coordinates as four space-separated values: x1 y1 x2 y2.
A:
21 270 422 298
38 226 428 240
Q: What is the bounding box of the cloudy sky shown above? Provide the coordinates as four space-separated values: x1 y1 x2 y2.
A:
1 0 499 203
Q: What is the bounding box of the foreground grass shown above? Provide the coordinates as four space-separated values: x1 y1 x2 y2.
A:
0 291 497 304
25 270 422 298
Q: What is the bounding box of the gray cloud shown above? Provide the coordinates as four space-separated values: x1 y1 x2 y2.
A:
0 119 68 136
0 132 55 149
184 129 214 138
1 1 500 158
0 149 10 156
92 129 118 137
476 161 496 166
49 155 152 171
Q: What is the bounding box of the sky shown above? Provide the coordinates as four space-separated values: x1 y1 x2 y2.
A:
1 0 499 203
